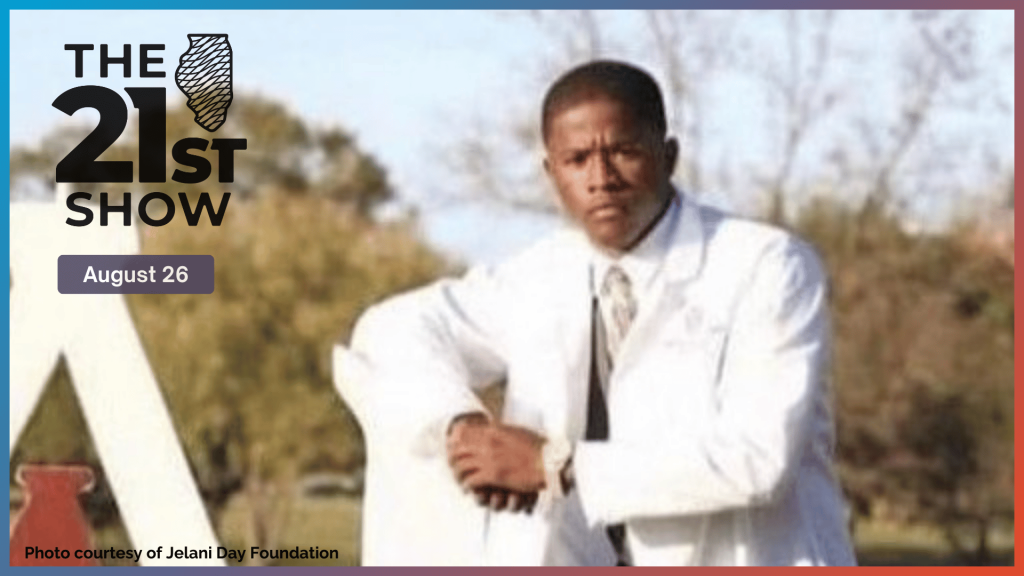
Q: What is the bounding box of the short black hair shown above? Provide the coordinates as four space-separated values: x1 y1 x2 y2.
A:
541 60 667 144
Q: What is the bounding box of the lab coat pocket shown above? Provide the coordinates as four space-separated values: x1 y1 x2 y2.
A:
659 326 728 390
624 327 729 438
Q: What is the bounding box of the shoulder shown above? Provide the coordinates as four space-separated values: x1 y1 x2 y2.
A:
684 201 828 304
504 227 586 269
480 227 587 285
351 228 582 345
697 202 825 277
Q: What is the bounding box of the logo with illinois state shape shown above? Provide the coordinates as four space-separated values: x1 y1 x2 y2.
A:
175 34 233 132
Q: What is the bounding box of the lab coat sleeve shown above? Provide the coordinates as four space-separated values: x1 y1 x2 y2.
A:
574 237 832 524
333 266 510 566
342 265 509 457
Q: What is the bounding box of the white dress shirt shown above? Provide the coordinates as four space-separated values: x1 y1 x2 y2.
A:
591 195 680 363
541 195 681 564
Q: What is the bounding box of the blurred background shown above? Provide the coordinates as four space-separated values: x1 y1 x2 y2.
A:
9 10 1014 566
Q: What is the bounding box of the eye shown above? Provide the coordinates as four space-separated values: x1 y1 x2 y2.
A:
614 145 641 158
565 152 589 166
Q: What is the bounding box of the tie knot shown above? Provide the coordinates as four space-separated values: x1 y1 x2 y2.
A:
601 265 637 327
597 264 637 365
602 265 633 300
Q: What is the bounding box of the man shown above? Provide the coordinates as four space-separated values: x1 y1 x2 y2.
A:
335 60 856 566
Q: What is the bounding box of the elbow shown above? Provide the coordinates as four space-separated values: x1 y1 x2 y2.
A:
743 452 792 507
744 406 819 507
717 433 801 508
349 290 427 354
350 302 389 352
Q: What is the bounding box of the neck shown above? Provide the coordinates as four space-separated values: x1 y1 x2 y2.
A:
603 187 674 258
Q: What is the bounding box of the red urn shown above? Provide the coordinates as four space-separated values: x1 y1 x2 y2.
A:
10 464 99 566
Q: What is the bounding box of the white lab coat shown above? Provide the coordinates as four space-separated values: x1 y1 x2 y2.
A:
334 193 857 566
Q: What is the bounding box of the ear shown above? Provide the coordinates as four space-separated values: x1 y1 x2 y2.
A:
663 137 679 177
543 156 553 178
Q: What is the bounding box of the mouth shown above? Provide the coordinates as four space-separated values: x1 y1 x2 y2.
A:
588 202 628 221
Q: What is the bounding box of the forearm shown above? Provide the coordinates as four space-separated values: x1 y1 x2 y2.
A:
345 285 500 455
572 423 804 525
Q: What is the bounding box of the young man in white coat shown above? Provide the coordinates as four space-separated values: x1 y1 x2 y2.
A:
335 60 857 566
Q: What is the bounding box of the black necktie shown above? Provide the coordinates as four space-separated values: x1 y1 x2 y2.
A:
586 297 610 441
586 297 629 565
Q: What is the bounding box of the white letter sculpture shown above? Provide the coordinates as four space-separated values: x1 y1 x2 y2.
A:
9 185 223 566
333 345 486 565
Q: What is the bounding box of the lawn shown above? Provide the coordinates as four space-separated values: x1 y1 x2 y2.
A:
14 493 1014 566
216 495 1014 566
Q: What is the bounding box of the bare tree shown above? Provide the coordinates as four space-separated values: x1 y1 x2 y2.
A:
443 11 612 216
443 108 557 214
444 11 740 215
527 10 607 63
744 11 843 223
858 11 980 214
644 11 739 195
444 10 1005 229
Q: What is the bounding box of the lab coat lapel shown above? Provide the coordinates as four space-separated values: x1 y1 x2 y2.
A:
615 193 708 378
488 232 592 567
553 232 596 443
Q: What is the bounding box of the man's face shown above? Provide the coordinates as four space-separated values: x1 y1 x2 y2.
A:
544 96 677 255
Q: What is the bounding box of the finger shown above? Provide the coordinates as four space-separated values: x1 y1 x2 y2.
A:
525 492 538 514
474 488 491 507
448 449 477 471
507 492 521 512
447 443 481 462
462 468 496 491
456 461 481 485
513 492 535 513
514 492 536 514
446 433 464 456
489 490 509 511
449 452 477 482
447 429 484 450
447 427 487 456
446 448 463 470
450 446 486 475
446 426 462 446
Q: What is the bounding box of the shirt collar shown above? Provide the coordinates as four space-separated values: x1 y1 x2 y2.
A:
589 192 681 296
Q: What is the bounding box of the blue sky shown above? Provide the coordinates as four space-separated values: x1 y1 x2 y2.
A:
11 10 569 263
9 10 1014 264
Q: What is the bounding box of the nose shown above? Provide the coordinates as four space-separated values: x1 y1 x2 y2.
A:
587 149 621 193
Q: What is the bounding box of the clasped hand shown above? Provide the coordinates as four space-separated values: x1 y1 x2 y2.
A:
446 415 546 514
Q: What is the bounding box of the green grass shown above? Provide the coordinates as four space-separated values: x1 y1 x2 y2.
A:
853 519 1014 566
13 495 1014 566
217 492 361 566
216 497 1014 566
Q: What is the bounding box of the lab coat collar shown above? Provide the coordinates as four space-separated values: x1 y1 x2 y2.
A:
589 192 680 296
662 189 707 286
551 187 707 443
569 187 707 294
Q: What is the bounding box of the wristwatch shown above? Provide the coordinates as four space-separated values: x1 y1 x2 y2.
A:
542 436 574 498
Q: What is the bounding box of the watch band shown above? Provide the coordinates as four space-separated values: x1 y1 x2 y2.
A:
542 436 573 499
559 455 576 494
